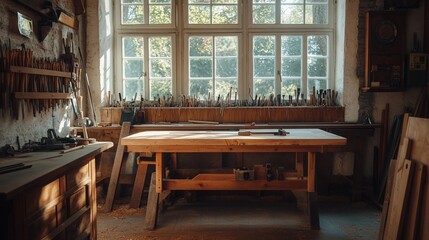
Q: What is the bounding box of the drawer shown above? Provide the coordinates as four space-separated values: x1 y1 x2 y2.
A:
67 163 90 190
68 186 88 216
25 178 61 217
27 204 59 240
66 209 90 240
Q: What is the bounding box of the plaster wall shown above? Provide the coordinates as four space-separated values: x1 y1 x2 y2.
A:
0 0 77 148
342 0 360 122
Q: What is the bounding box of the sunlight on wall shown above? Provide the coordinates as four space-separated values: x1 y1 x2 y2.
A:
59 104 72 135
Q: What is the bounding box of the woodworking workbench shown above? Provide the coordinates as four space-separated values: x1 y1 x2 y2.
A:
121 129 347 230
0 141 113 240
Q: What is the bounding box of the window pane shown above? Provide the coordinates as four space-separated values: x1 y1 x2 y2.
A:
189 37 213 56
253 36 275 56
189 5 211 24
149 5 171 24
215 36 238 56
308 78 327 95
252 4 275 24
190 59 213 77
282 58 301 77
281 36 301 56
305 4 328 24
150 0 170 3
213 5 238 24
150 37 172 57
213 0 238 3
122 5 144 24
281 79 300 97
124 80 143 100
254 57 275 77
123 37 144 57
151 59 171 77
308 57 327 77
216 79 237 98
308 35 328 56
124 60 144 78
253 35 275 94
151 79 172 98
123 0 144 4
216 58 237 77
190 79 213 99
189 0 210 3
281 5 303 24
254 78 274 96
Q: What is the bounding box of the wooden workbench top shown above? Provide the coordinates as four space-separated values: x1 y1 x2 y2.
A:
121 129 346 153
0 142 113 202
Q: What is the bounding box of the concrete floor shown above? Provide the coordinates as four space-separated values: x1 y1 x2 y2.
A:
97 193 381 240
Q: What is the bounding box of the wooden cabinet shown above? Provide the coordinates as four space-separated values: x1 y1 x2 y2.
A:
0 142 113 240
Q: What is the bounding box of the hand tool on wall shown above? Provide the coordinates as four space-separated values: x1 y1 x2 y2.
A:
78 39 97 123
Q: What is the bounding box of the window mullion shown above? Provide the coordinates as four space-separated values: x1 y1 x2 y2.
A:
212 36 216 98
275 34 282 95
144 36 150 99
302 35 308 98
145 0 150 24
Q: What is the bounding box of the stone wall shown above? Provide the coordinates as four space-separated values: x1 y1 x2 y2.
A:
0 0 80 148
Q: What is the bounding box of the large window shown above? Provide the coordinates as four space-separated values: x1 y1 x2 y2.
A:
115 0 334 100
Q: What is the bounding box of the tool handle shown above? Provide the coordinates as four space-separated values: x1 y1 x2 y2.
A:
61 145 84 153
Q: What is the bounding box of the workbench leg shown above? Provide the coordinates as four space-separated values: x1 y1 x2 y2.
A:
308 192 320 230
307 152 319 229
103 122 131 212
145 172 159 230
156 152 163 193
307 152 316 192
130 163 149 208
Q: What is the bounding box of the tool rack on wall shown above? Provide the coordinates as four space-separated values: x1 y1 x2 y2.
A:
0 45 80 119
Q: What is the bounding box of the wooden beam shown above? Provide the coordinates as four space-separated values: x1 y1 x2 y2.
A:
103 122 131 212
163 178 307 191
9 66 72 78
384 159 415 240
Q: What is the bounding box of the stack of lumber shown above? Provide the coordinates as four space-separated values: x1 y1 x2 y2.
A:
379 116 429 240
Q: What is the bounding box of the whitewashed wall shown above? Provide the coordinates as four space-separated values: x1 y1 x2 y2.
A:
0 0 77 148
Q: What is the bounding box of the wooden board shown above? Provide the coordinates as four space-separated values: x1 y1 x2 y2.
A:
403 162 426 240
378 160 396 240
402 117 429 239
384 159 415 240
103 122 131 212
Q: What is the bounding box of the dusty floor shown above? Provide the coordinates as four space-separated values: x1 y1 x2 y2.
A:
97 193 380 240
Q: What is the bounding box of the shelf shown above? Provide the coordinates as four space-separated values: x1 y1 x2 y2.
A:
360 87 405 93
14 92 72 99
9 66 73 79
